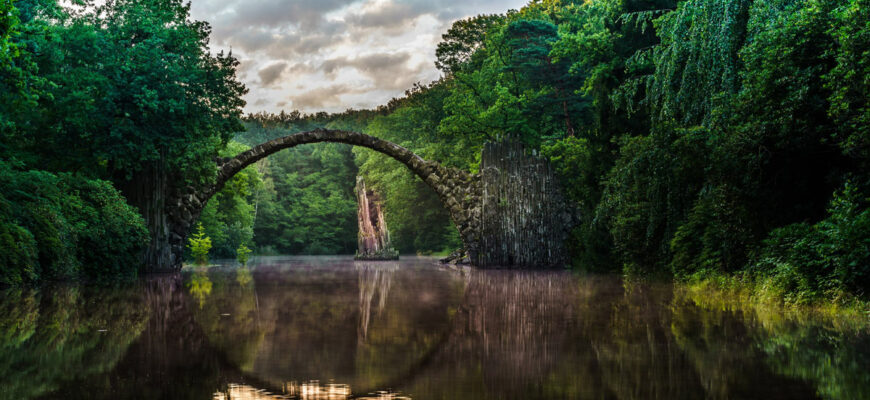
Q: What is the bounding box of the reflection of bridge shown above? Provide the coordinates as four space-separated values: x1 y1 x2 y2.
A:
34 265 672 399
30 262 847 400
144 131 569 272
77 265 575 399
207 263 583 399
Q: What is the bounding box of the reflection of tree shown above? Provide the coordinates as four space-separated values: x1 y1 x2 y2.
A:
760 327 870 400
7 261 864 400
397 272 868 400
401 269 582 398
356 262 397 343
588 281 709 400
36 274 274 399
188 268 213 309
188 267 265 373
0 286 148 400
672 289 870 400
236 267 253 288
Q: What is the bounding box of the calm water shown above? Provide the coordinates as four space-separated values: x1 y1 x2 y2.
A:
1 256 868 400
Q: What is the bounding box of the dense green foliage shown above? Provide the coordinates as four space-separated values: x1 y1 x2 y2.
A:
1 0 868 305
235 115 362 255
196 141 261 259
335 0 868 302
591 0 868 302
3 0 246 184
0 164 147 285
1 0 247 282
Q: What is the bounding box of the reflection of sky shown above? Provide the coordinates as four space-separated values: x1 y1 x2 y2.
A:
212 382 410 399
187 0 528 113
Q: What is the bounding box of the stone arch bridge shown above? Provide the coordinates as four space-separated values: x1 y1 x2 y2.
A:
151 129 569 272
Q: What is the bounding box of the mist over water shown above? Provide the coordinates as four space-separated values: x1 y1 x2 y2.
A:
1 256 867 399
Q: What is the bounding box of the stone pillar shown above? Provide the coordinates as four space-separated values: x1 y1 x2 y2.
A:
477 141 569 267
354 176 398 260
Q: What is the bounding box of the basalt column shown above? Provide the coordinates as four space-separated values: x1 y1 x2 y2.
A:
354 176 399 260
477 141 569 267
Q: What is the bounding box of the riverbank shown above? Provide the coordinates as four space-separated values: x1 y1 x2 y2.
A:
679 272 869 329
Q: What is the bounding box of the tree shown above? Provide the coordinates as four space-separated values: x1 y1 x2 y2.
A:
436 14 504 75
2 0 248 270
197 141 261 258
826 0 870 165
439 7 591 150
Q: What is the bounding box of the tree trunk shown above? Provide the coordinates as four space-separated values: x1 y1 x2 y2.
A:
118 160 179 273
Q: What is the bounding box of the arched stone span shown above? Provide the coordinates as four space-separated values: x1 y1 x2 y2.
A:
161 129 482 271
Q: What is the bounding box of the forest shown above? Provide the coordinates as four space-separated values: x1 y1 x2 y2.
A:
1 0 868 306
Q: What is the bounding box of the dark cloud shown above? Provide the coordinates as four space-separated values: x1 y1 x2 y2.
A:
216 28 340 58
219 28 275 53
258 62 289 86
286 63 315 74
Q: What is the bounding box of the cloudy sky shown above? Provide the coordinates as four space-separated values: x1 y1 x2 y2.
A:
187 0 528 114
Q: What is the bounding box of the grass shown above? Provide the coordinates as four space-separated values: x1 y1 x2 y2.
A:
678 271 870 331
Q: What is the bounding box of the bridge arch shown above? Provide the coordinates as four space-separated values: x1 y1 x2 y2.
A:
162 129 482 271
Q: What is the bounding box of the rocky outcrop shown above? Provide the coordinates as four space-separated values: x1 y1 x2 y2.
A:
439 248 471 265
354 177 398 260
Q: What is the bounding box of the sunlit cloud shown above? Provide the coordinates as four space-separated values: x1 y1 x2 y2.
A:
188 0 528 113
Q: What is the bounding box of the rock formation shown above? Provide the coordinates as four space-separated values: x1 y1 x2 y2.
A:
477 141 570 267
354 177 398 260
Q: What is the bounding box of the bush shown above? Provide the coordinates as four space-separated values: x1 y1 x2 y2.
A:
0 198 38 284
670 185 756 276
0 163 148 285
752 182 870 302
754 223 832 304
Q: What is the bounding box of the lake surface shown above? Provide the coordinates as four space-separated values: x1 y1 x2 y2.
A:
1 256 868 400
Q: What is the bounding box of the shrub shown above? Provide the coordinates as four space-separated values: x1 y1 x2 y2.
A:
188 223 212 266
236 243 251 266
59 176 149 280
752 182 870 302
0 163 148 285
